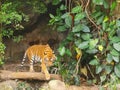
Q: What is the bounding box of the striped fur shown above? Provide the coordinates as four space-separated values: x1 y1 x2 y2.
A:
21 44 56 80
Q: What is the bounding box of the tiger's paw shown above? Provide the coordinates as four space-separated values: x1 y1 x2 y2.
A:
29 69 35 72
45 74 50 80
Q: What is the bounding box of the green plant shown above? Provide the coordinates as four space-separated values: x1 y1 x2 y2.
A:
0 0 48 65
49 0 120 85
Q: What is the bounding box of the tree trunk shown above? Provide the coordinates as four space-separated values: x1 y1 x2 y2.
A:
0 70 62 81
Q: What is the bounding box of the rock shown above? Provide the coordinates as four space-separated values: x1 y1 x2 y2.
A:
48 80 67 90
0 80 17 90
116 84 120 90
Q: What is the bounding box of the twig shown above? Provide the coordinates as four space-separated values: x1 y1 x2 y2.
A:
85 0 101 30
86 64 95 78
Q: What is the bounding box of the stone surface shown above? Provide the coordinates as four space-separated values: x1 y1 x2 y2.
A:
48 80 67 90
0 80 17 90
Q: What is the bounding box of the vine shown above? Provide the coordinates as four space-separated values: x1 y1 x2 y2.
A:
49 0 120 86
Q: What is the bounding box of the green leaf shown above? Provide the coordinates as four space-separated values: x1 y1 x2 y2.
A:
93 0 104 5
66 49 72 57
49 14 55 18
60 4 66 10
78 41 89 49
96 66 102 74
86 49 98 54
93 11 102 18
82 25 90 32
114 63 120 78
116 20 120 27
110 36 120 43
74 13 85 22
58 46 66 56
110 49 119 56
89 59 99 65
103 16 109 23
103 0 109 9
65 15 72 27
52 0 61 5
105 65 112 74
72 24 82 32
106 54 113 63
100 75 106 82
112 56 119 63
71 6 82 13
113 42 120 51
57 26 67 32
81 33 91 40
97 15 104 24
110 1 117 11
75 40 81 46
89 39 98 49
61 13 69 18
102 22 108 30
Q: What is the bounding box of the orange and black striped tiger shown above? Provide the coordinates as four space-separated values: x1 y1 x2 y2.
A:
21 44 56 80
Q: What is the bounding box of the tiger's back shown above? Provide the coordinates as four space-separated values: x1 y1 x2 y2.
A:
21 44 56 80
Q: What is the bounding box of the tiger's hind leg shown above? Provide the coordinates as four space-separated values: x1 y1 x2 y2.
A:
29 57 35 72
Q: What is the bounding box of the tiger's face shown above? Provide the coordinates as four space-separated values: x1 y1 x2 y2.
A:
43 46 56 66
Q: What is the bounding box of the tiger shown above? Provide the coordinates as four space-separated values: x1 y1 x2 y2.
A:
21 44 56 80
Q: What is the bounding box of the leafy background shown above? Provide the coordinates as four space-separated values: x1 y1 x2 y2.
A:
0 0 120 89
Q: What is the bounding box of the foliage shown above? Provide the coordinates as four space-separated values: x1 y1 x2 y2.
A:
49 0 120 85
0 0 48 65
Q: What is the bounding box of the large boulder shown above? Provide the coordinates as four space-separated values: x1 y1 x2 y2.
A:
0 80 17 90
48 80 67 90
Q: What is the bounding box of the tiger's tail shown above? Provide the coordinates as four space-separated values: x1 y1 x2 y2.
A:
21 52 27 66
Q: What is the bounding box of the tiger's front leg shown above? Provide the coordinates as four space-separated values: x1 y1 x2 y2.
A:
41 63 50 80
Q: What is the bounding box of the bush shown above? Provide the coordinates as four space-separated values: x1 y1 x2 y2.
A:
49 0 120 85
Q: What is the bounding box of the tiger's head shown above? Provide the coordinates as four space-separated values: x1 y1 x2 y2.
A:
43 44 56 66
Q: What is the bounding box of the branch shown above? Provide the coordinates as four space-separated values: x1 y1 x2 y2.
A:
0 70 62 81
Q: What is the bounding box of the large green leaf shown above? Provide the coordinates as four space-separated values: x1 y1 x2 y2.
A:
89 59 99 65
78 41 89 49
82 25 90 32
97 15 104 24
89 39 98 49
116 20 120 27
105 65 112 74
112 56 119 63
110 1 117 11
110 36 120 43
65 15 72 27
61 13 69 18
103 0 109 9
113 42 120 51
72 24 82 32
58 46 66 56
74 13 85 22
57 26 67 32
114 63 120 78
100 75 106 82
86 49 98 54
110 49 119 56
96 66 102 74
81 33 91 40
66 49 72 57
93 0 104 5
71 6 82 13
52 0 61 5
106 54 113 63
